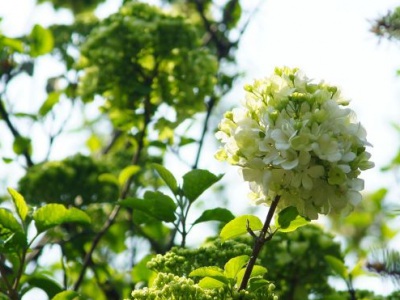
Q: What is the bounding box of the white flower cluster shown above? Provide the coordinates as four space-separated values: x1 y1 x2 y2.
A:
215 67 374 219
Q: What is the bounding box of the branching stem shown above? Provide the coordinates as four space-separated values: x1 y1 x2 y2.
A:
238 195 281 291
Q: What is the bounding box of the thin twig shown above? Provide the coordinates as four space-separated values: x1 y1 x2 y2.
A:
193 97 216 170
0 99 34 167
239 195 281 291
73 95 152 291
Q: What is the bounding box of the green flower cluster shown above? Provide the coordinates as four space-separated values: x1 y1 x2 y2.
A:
78 2 218 127
147 239 252 276
130 272 224 300
18 154 119 206
216 67 374 219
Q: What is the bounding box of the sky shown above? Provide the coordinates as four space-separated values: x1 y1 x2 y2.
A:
1 0 400 297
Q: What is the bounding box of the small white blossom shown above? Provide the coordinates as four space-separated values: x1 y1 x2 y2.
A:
215 67 374 220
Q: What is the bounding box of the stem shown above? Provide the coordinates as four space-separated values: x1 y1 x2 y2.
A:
238 195 281 291
0 99 34 167
193 97 215 170
73 96 152 291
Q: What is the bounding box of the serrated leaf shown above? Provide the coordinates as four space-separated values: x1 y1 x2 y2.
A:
0 208 23 234
325 255 348 279
276 206 309 233
7 188 28 222
236 265 267 288
119 191 176 222
39 92 60 117
29 24 54 57
182 169 223 203
189 266 225 278
152 163 178 194
118 165 140 186
192 207 235 226
33 204 91 233
220 215 262 242
224 255 249 279
198 277 226 289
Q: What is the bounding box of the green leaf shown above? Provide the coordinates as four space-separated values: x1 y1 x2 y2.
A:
236 265 267 288
1 231 27 254
98 173 120 187
275 206 310 232
189 266 226 279
182 169 223 203
0 208 23 234
118 165 140 186
2 157 13 164
192 207 235 226
12 136 32 155
132 254 156 283
39 92 60 117
23 274 63 299
51 291 82 300
7 187 28 222
1 36 24 53
29 24 54 57
220 215 262 242
247 278 271 293
152 163 178 194
33 204 91 233
198 277 226 289
224 255 249 279
325 255 348 279
119 191 176 222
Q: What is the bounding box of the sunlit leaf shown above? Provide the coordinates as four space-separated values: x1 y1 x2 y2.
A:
118 165 140 186
0 208 23 234
39 92 60 117
120 191 176 222
86 134 102 153
152 163 178 194
51 290 82 300
198 277 226 289
0 36 24 53
236 265 267 288
275 206 310 233
325 255 348 279
12 136 32 155
192 207 235 226
220 215 262 242
7 187 28 222
29 24 54 57
189 266 225 278
224 255 249 279
33 204 91 233
182 169 223 203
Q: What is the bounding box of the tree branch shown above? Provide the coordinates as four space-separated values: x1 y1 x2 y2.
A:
73 95 152 291
239 195 280 291
0 99 34 167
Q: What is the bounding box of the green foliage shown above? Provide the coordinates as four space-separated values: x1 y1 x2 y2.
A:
220 215 263 242
18 154 119 206
78 2 218 129
37 0 107 15
0 189 91 299
275 206 310 233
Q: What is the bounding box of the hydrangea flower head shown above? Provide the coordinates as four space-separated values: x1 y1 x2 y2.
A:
215 67 374 219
